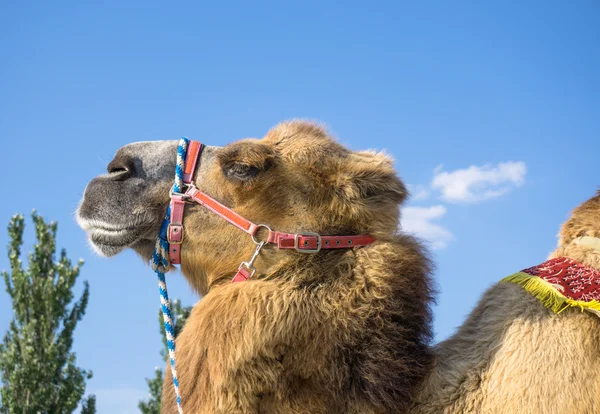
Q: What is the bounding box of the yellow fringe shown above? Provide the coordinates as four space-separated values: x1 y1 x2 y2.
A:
501 272 600 315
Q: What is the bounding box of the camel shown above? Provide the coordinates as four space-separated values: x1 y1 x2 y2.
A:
77 121 435 413
77 121 600 413
410 190 600 414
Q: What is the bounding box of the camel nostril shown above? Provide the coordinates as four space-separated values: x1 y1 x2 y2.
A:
107 166 132 181
107 156 135 180
109 166 128 174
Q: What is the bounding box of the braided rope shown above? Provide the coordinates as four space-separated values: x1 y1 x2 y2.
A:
151 137 189 414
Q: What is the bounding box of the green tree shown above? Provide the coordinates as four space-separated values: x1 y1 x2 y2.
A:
139 300 191 414
0 212 95 413
80 395 96 414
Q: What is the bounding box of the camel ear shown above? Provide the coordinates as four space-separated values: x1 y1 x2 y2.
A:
336 151 407 205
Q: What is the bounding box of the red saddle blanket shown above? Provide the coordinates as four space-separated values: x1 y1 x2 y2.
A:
502 257 600 315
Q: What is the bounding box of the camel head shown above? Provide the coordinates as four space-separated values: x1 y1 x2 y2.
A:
551 189 600 270
77 121 407 294
558 189 600 245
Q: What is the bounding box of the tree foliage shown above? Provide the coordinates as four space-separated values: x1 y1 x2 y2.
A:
0 212 94 413
139 299 191 414
80 395 96 414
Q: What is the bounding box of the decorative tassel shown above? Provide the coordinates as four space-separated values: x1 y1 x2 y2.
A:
502 272 600 315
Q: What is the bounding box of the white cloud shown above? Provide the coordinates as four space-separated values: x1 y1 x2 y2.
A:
89 387 147 414
407 184 430 201
431 161 526 204
402 205 454 250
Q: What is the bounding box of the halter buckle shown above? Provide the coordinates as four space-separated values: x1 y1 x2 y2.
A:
167 224 183 244
294 232 322 253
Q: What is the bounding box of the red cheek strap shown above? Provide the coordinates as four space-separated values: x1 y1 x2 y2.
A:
168 142 205 265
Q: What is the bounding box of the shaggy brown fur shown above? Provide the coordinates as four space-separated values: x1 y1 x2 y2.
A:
159 122 435 413
76 121 435 413
411 190 600 414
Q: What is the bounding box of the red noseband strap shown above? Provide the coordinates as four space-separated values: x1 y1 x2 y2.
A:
167 140 376 279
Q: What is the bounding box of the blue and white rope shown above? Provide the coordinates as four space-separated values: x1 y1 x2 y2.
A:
152 137 190 414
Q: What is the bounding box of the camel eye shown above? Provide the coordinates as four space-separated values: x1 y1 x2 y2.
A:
223 163 261 181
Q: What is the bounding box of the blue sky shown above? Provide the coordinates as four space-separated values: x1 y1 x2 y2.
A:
1 1 599 413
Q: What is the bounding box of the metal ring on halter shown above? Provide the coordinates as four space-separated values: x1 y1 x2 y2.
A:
251 224 272 245
169 188 191 201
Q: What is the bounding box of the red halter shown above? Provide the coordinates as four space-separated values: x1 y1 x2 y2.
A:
167 141 376 282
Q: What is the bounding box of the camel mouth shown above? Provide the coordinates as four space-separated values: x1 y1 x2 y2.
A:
76 214 157 257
